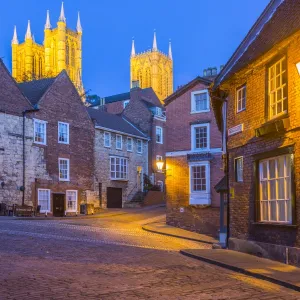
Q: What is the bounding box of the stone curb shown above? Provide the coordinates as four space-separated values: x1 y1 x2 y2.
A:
142 224 215 245
10 212 127 221
180 250 300 293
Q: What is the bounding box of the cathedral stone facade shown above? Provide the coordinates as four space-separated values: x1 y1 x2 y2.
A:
11 3 84 97
130 33 173 102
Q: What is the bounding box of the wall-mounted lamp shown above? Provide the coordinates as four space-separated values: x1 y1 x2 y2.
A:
296 62 300 76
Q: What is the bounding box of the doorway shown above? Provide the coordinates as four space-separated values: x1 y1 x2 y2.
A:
53 193 65 217
107 187 122 208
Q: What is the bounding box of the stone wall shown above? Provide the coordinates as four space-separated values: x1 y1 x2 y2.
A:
0 113 50 206
94 128 148 208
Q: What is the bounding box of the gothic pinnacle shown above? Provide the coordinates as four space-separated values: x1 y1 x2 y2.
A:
76 12 82 33
59 2 66 22
131 38 136 57
168 39 172 60
12 26 19 45
152 30 158 51
25 20 32 40
45 10 51 29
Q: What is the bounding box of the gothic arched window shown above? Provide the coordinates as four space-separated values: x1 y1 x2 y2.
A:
71 45 75 67
39 57 43 78
138 70 143 88
66 41 70 65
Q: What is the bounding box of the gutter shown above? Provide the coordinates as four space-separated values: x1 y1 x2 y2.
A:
94 125 149 141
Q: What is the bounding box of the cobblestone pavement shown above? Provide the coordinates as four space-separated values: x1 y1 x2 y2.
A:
0 207 299 299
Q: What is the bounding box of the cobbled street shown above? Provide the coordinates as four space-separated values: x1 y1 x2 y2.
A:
0 207 299 300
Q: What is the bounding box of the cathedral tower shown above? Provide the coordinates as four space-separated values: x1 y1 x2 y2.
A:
11 3 84 97
130 32 173 102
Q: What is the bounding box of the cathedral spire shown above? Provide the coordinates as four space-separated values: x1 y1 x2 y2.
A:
76 12 82 33
12 26 19 45
45 10 51 29
168 39 172 60
152 30 157 51
25 20 32 40
59 2 66 22
131 38 135 57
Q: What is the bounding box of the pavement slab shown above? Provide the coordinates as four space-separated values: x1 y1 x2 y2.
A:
181 249 300 292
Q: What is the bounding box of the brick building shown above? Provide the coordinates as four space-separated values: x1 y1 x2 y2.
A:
87 108 149 208
0 64 95 216
164 76 223 237
89 87 166 190
211 0 300 266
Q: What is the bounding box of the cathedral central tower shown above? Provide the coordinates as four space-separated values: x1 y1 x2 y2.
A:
11 3 84 97
130 32 173 102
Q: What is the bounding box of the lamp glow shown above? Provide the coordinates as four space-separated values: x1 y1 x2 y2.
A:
156 159 164 172
296 62 300 76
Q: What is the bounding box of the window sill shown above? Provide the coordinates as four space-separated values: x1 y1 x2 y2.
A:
58 142 70 145
190 110 210 114
34 142 47 146
236 108 246 114
110 178 128 182
59 179 70 182
251 222 297 228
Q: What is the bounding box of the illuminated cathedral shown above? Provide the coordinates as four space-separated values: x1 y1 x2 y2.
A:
11 3 84 96
130 32 173 102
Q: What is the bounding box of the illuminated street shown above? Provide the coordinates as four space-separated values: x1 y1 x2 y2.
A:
0 207 298 299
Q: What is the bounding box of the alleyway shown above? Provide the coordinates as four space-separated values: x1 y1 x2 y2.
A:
0 207 299 299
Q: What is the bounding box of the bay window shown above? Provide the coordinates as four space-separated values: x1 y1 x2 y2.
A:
110 156 128 180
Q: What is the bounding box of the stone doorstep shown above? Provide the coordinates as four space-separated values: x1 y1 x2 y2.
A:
142 222 217 244
180 249 300 292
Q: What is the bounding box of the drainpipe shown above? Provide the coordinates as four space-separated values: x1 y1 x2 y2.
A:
22 109 38 206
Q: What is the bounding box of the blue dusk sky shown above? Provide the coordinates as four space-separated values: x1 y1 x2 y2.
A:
0 0 269 97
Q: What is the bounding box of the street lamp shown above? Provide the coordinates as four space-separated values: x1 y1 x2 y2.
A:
156 157 164 172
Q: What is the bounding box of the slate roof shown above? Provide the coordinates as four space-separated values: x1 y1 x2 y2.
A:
87 108 148 139
213 0 300 88
164 76 212 106
18 77 56 106
87 87 163 108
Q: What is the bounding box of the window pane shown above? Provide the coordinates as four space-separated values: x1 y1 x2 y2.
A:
261 201 268 221
278 200 286 222
261 181 268 200
270 200 277 221
269 180 276 200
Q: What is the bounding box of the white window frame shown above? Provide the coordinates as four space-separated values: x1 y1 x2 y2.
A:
235 156 243 182
110 156 128 181
59 158 70 181
156 126 163 144
33 119 47 145
191 123 210 151
156 155 163 161
58 122 69 144
116 134 122 150
137 139 143 153
38 189 51 213
259 154 292 224
127 137 133 152
268 57 287 119
189 161 211 205
104 132 111 147
66 190 78 212
123 100 130 108
236 85 246 113
191 89 210 113
157 180 164 192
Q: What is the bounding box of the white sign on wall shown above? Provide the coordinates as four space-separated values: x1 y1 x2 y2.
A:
228 124 244 136
179 207 185 213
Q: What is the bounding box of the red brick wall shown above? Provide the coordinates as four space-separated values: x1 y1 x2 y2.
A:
222 31 300 248
0 60 32 115
166 82 222 152
27 72 94 211
165 81 223 236
105 101 124 114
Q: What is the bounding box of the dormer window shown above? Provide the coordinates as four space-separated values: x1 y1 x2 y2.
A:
191 90 210 113
123 100 130 108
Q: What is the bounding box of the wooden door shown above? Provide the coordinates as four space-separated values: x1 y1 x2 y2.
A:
53 194 65 217
107 188 122 208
